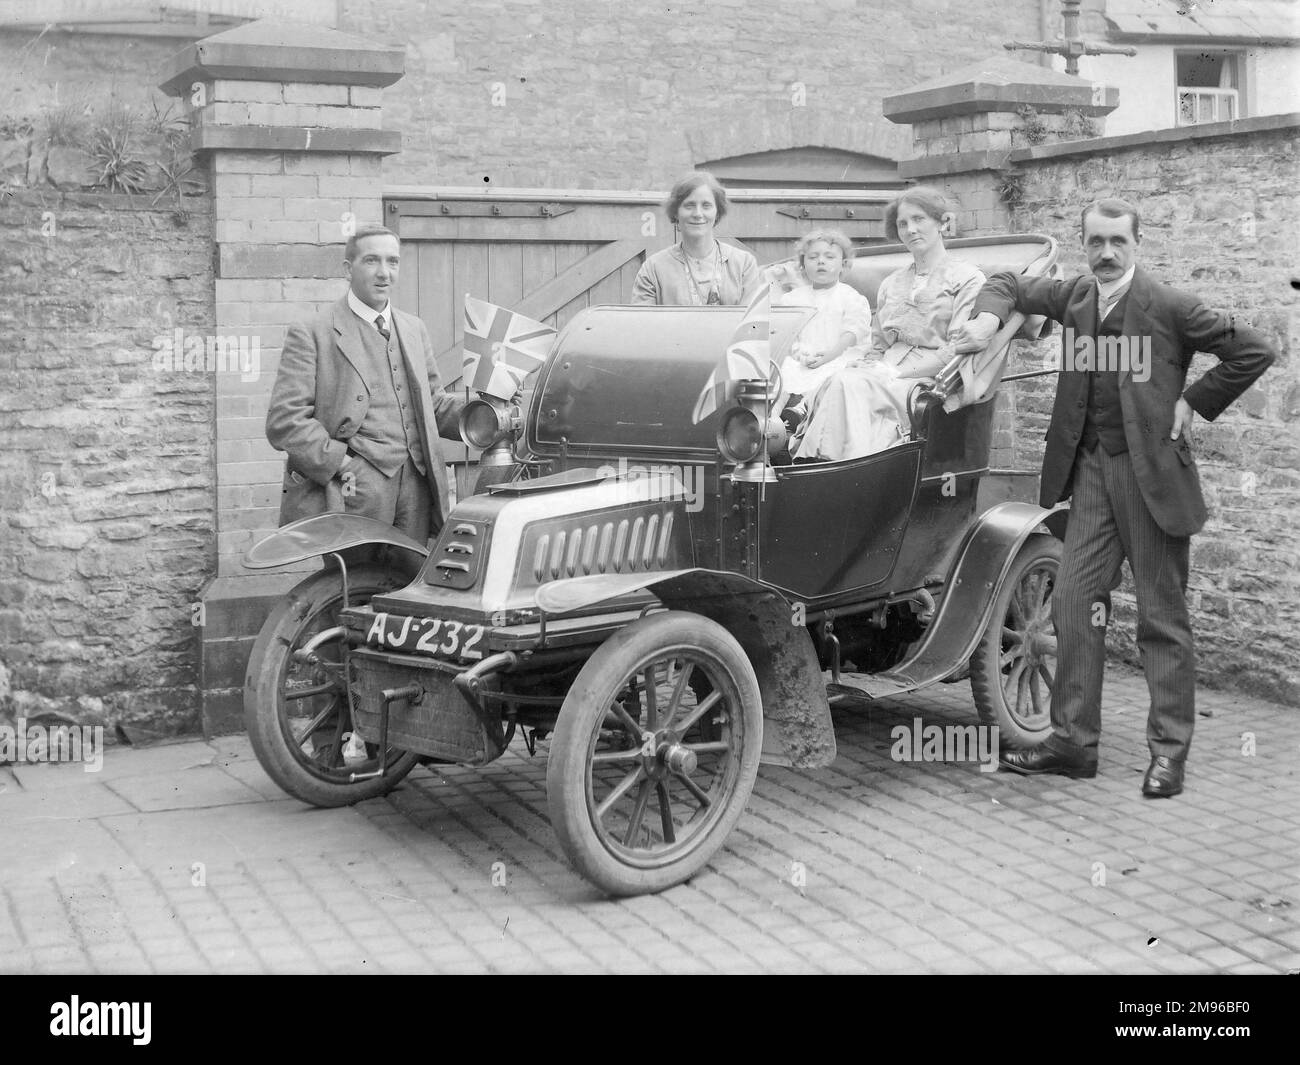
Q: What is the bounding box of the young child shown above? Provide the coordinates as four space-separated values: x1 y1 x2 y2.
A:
776 228 873 399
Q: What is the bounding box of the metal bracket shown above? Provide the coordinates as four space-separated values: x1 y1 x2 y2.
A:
775 205 884 221
433 202 575 219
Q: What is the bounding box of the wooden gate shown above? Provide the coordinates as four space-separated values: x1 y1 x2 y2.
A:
385 184 902 480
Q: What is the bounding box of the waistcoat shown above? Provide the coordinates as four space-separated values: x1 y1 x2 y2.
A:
346 320 427 476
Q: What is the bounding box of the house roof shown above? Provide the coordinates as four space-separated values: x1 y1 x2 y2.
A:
1104 0 1300 44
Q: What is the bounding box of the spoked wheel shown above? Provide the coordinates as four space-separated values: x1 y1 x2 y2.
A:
244 564 420 807
547 612 762 897
970 534 1061 748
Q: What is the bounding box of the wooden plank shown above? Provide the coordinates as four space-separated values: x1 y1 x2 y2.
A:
397 203 657 244
430 241 561 371
551 242 593 333
515 236 647 321
397 237 419 321
556 291 588 332
522 243 559 329
617 255 644 304
420 241 455 360
388 187 900 206
489 242 526 309
420 202 576 218
587 257 625 309
746 237 797 266
447 242 489 384
774 204 886 221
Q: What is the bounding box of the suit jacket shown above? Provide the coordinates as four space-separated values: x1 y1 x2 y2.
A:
266 297 464 526
974 266 1274 537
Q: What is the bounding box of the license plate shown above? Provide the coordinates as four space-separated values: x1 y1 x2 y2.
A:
363 611 486 662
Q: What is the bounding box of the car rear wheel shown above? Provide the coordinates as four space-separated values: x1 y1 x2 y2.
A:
547 612 762 897
970 535 1061 748
245 565 420 807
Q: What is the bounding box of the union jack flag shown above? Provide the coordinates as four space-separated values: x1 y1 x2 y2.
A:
691 287 775 424
461 295 557 400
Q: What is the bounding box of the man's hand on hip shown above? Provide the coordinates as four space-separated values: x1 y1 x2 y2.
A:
1171 397 1194 441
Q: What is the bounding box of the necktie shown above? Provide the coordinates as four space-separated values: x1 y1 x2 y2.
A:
375 314 390 341
1098 286 1127 322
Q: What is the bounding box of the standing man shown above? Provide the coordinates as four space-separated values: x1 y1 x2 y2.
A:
955 198 1274 797
266 224 464 544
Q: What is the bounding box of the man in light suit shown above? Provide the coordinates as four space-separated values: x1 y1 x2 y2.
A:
955 198 1274 797
266 225 464 545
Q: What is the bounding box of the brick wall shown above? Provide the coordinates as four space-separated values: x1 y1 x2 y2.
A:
1002 122 1299 706
336 0 1043 188
203 76 389 570
0 190 216 735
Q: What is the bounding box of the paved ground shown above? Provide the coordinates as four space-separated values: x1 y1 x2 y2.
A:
1 665 1296 974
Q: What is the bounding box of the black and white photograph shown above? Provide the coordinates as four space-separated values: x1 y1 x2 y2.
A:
0 0 1296 1002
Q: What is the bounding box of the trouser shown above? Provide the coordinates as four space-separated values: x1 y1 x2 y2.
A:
336 453 434 545
1048 445 1196 762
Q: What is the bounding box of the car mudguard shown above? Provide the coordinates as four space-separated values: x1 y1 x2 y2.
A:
536 569 836 770
838 501 1066 701
242 513 430 570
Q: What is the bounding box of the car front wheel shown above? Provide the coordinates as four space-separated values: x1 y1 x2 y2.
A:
547 612 762 897
244 565 420 807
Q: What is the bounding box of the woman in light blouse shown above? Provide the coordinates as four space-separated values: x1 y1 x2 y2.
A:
631 171 761 306
791 186 986 461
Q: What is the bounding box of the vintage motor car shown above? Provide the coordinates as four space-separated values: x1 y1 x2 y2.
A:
243 233 1064 897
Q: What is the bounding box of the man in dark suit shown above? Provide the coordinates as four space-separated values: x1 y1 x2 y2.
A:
266 224 464 544
955 198 1274 797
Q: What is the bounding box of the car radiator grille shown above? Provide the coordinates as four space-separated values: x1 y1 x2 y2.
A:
532 511 676 582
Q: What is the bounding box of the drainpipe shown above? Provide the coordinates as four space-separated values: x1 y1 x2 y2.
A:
1040 0 1054 69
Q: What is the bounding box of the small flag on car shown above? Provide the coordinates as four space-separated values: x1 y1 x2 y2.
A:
462 295 557 400
691 286 775 424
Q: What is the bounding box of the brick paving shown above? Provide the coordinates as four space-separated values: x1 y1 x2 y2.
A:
1 665 1296 974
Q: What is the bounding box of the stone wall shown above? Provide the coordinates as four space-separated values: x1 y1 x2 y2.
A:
0 188 216 736
1003 120 1299 706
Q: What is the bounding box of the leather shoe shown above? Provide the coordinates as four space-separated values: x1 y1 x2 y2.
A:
1142 756 1184 798
999 744 1097 779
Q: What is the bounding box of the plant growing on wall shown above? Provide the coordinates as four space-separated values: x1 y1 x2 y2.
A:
996 168 1028 207
1060 108 1099 139
41 97 92 147
1015 104 1049 146
147 99 201 223
90 102 149 195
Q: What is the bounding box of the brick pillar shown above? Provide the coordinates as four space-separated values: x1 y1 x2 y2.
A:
883 55 1118 235
881 54 1118 481
159 20 404 734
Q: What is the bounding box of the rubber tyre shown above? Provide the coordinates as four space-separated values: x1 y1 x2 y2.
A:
970 534 1061 748
245 564 420 807
547 612 762 897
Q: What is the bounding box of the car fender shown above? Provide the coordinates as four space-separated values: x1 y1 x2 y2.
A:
242 513 430 570
849 501 1067 701
536 569 836 770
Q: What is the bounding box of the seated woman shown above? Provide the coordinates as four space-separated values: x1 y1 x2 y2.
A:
631 171 761 306
790 186 987 462
776 228 874 399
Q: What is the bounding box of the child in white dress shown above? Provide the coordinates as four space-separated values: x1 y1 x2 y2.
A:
776 229 873 400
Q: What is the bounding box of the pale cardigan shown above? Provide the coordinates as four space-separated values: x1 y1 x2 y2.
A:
630 241 761 306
